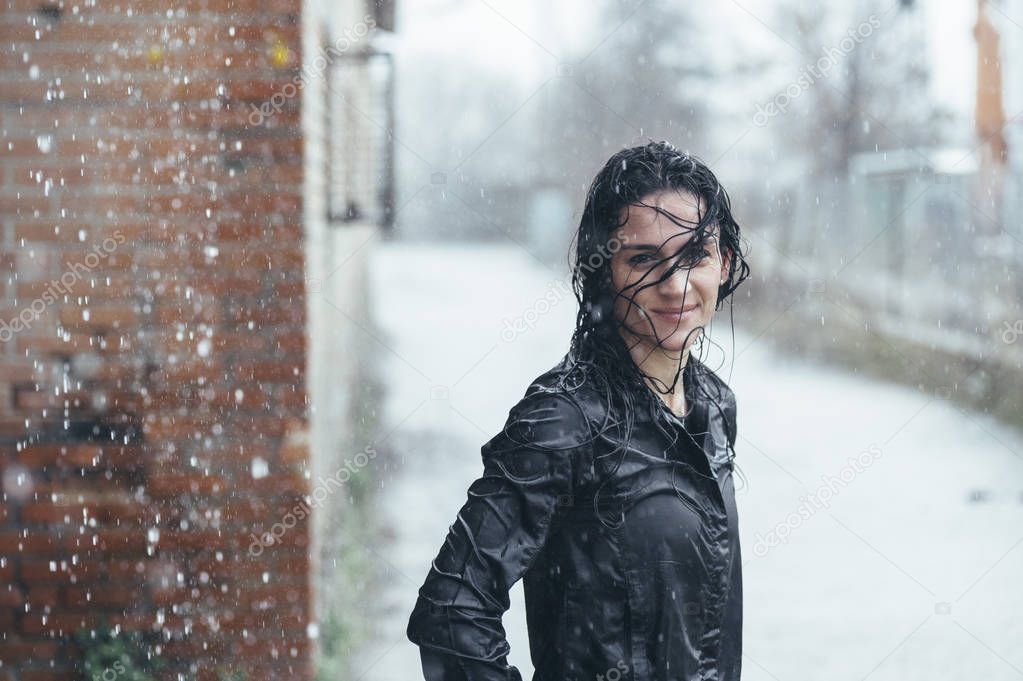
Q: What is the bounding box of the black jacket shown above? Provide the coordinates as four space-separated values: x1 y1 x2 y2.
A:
406 350 742 681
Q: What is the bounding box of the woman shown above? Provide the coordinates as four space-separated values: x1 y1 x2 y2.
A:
406 140 751 681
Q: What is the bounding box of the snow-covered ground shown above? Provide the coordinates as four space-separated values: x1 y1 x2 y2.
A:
348 241 1023 681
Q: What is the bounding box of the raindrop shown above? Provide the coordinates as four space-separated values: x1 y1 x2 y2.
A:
251 457 269 479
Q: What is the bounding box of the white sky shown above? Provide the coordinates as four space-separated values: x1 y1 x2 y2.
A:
396 0 980 117
390 0 1023 163
923 0 976 119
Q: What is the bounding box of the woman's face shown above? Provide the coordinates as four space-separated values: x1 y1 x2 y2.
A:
608 189 731 354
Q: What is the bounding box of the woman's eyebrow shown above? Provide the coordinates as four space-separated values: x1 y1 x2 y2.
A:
620 236 708 251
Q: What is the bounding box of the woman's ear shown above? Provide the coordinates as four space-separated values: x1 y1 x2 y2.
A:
719 247 732 285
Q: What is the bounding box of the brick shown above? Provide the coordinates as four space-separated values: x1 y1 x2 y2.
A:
19 503 90 524
17 443 103 467
56 303 136 328
64 585 135 608
19 496 141 525
147 473 227 497
156 529 235 552
12 331 94 356
224 190 303 216
0 611 12 637
26 586 60 609
0 195 51 215
18 670 76 681
20 610 101 636
73 530 150 555
0 585 24 608
0 530 70 554
224 302 305 327
140 415 220 440
251 468 308 496
0 639 61 664
58 248 134 272
189 552 308 582
19 558 103 585
0 360 39 383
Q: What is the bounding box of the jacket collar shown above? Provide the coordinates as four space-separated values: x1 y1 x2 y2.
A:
600 329 707 431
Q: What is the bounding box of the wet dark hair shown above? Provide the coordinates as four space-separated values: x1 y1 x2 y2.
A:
560 140 752 527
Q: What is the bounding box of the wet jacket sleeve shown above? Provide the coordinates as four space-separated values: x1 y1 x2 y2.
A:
724 383 738 451
406 392 586 681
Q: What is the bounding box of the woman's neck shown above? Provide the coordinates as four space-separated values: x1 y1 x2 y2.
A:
616 329 691 416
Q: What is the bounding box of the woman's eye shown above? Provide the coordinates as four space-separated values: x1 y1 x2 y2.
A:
675 250 712 266
628 248 711 267
688 249 713 264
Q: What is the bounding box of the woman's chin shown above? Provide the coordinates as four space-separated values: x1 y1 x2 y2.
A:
661 325 701 347
661 339 692 355
641 332 695 356
619 322 702 353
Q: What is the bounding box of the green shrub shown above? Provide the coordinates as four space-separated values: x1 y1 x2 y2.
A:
73 620 165 681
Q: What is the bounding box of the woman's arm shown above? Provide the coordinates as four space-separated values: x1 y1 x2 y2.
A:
405 391 587 681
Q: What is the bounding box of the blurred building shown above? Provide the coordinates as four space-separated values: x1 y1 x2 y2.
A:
750 0 1021 425
0 0 394 679
303 0 396 677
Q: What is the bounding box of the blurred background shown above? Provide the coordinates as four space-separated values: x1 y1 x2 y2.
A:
1 0 1021 679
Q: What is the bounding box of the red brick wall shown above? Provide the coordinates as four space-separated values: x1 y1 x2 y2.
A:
0 2 313 679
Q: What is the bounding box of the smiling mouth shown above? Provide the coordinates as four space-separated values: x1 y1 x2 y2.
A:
651 305 699 319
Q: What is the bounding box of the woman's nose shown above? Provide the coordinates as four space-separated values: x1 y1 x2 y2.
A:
657 261 693 297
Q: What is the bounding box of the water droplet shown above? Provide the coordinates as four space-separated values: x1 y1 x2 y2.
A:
251 457 269 479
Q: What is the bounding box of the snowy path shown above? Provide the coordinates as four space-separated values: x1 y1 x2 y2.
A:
348 242 1023 681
